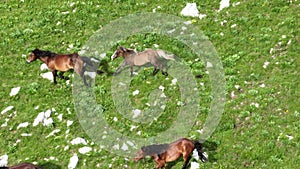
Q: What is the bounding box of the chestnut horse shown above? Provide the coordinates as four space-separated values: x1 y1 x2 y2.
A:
111 46 175 77
133 138 207 169
27 49 100 86
0 162 42 169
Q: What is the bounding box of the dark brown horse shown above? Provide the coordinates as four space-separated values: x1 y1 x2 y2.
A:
27 49 100 86
111 46 175 77
0 162 42 169
133 138 207 169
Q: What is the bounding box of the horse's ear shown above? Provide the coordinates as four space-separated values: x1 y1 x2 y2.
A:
119 46 126 52
141 146 146 151
32 48 39 54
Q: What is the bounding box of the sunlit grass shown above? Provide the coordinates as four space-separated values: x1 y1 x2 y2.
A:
0 0 299 168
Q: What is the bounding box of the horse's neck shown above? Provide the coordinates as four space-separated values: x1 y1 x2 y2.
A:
123 53 135 61
38 56 50 64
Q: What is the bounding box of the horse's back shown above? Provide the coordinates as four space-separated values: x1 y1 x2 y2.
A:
8 162 39 169
50 53 80 71
133 49 159 65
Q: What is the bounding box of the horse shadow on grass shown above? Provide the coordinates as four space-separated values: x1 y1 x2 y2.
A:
39 162 61 169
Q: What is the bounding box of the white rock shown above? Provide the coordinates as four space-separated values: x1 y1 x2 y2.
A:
10 87 21 96
286 135 293 140
17 122 30 129
113 144 119 150
46 129 61 138
126 141 135 147
44 109 52 118
232 2 240 7
259 83 265 88
78 147 92 154
180 3 200 17
67 120 74 127
67 108 72 114
133 109 141 118
43 118 53 126
160 93 166 98
57 114 63 121
219 0 230 12
130 125 137 131
171 78 177 85
41 72 54 81
231 24 237 28
64 145 70 151
206 62 213 68
263 61 270 69
121 143 128 151
21 133 32 137
1 106 14 115
132 90 139 96
0 154 8 167
40 63 48 71
158 85 165 91
68 154 78 169
113 117 118 122
33 112 45 126
190 161 200 169
70 137 88 145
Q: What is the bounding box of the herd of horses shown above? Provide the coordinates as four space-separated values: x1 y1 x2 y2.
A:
26 46 176 86
4 47 208 169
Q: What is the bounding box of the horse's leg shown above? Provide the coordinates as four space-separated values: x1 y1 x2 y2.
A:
152 154 166 169
114 61 127 75
74 64 88 86
152 66 159 75
181 153 191 169
130 65 134 77
52 70 57 84
58 72 69 80
159 64 168 76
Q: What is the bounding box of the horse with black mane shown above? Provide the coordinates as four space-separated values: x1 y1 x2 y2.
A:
133 138 207 169
27 48 102 86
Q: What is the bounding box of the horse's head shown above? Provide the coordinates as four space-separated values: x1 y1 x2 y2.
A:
111 46 126 60
26 48 40 64
133 146 146 162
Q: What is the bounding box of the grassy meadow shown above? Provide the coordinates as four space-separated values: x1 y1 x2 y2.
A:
0 0 299 168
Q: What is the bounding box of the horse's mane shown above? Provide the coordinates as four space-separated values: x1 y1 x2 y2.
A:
32 48 57 57
126 48 136 54
142 143 169 156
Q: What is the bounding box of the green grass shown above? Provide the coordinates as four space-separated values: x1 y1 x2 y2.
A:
1 0 299 168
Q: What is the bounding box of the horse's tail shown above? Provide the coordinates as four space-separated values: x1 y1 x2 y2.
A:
157 50 175 60
193 140 208 163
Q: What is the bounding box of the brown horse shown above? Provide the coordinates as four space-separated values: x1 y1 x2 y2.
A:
133 138 207 169
0 162 42 169
27 49 100 86
111 46 175 77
